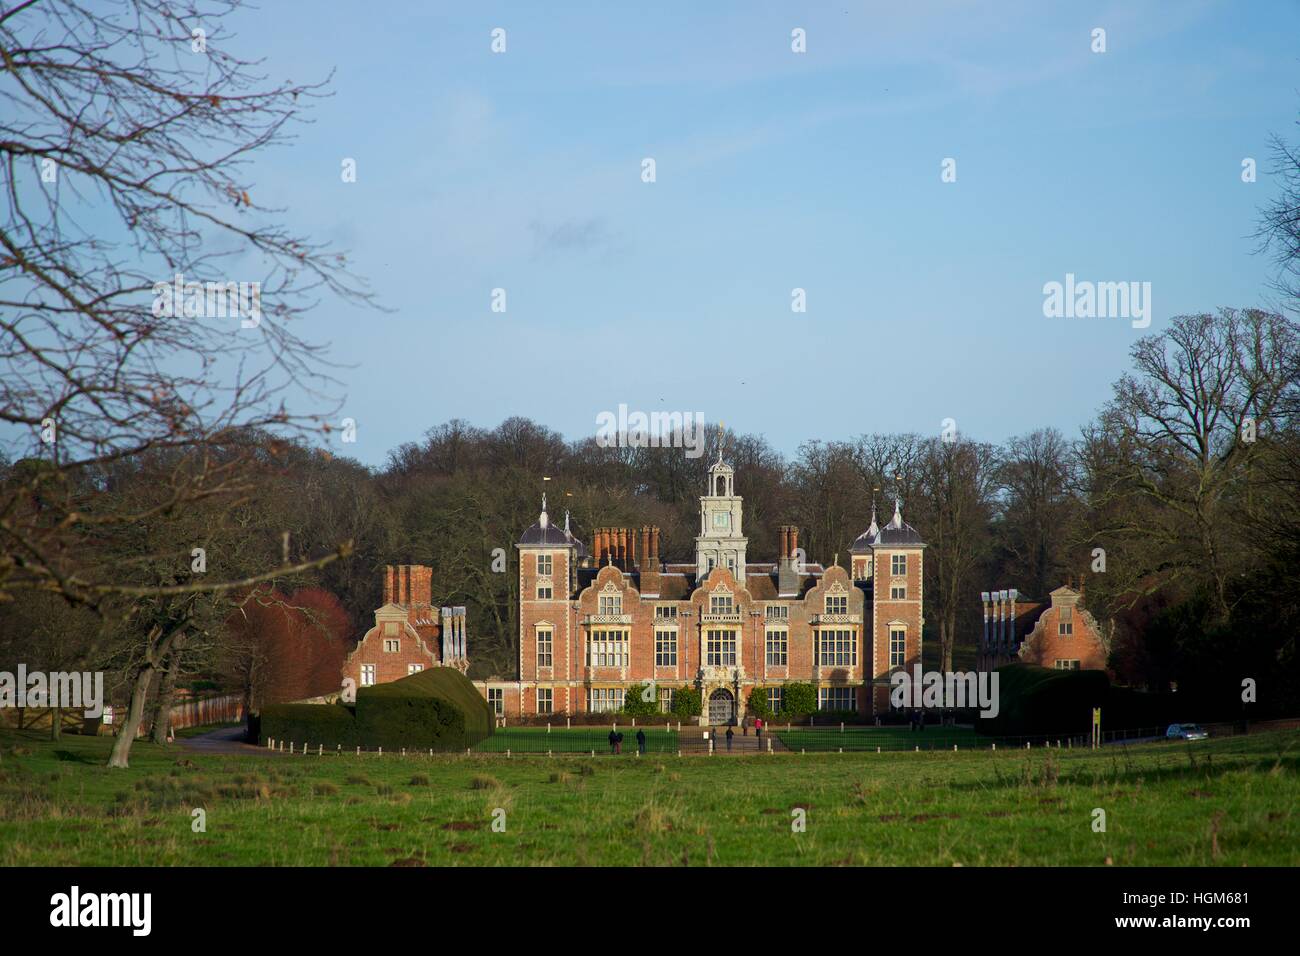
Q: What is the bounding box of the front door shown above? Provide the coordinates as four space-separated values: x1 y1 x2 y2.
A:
708 689 734 725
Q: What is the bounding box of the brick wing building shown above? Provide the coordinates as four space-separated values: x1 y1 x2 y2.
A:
976 583 1108 672
341 565 469 690
479 455 926 723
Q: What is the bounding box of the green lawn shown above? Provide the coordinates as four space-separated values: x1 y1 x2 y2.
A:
1 727 1296 866
474 726 681 754
774 725 982 751
474 724 983 754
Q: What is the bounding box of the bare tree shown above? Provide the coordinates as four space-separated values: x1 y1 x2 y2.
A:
1255 117 1300 314
1093 309 1298 622
0 0 371 612
996 428 1078 599
913 438 1000 671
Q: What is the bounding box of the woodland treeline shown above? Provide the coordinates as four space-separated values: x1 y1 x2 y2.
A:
4 305 1298 727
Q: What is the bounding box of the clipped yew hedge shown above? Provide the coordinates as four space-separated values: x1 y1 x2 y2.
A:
256 667 493 751
355 667 493 751
978 663 1178 738
978 663 1109 737
258 702 358 748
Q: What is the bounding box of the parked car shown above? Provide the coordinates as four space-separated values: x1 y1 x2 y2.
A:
1166 723 1209 741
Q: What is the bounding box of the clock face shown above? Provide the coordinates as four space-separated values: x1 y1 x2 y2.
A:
713 511 730 530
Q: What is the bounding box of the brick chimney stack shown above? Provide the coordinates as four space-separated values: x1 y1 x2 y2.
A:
384 565 432 607
640 525 662 596
777 527 798 597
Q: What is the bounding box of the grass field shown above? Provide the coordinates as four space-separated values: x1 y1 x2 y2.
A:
473 726 682 753
1 727 1296 866
774 725 982 750
471 725 984 754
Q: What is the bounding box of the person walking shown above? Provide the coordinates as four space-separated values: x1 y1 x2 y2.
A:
755 717 763 746
608 729 618 754
615 730 624 754
636 727 646 755
725 725 735 752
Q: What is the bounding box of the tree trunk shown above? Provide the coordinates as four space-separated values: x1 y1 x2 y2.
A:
108 665 156 769
148 635 186 744
108 618 190 769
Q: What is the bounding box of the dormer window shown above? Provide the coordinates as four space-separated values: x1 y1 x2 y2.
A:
599 593 622 616
710 594 733 615
826 594 847 615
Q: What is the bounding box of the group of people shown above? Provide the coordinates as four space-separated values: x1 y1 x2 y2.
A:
604 716 770 755
608 728 648 755
718 716 764 751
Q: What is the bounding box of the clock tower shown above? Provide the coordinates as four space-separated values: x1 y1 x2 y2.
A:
696 456 748 583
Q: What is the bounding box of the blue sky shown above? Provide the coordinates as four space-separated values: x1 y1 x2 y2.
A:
224 0 1298 465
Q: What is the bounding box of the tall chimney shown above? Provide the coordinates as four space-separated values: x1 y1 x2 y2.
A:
789 527 799 560
979 592 990 664
777 527 798 597
640 525 662 596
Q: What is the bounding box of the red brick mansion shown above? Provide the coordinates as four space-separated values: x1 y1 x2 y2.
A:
479 456 926 723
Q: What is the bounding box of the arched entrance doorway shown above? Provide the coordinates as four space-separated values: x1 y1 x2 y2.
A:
708 689 734 725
